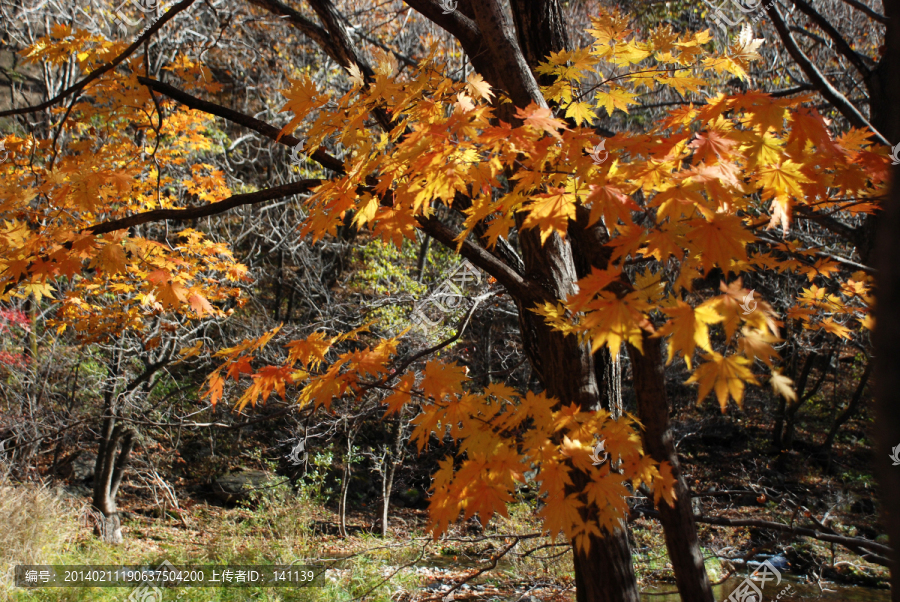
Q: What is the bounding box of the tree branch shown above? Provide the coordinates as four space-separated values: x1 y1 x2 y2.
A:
763 2 888 145
793 204 862 246
87 179 321 235
402 0 482 52
787 0 873 75
0 0 197 118
837 0 888 24
635 507 893 566
245 0 334 55
415 214 551 305
136 77 344 172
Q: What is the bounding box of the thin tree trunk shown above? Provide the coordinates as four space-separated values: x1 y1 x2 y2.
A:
821 361 872 454
339 422 355 538
93 355 124 544
381 414 407 537
783 350 833 448
92 424 135 545
90 348 162 545
629 336 714 602
273 250 284 321
285 287 295 322
772 393 788 449
416 235 431 282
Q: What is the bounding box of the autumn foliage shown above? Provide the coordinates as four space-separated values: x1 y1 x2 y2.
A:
0 4 889 554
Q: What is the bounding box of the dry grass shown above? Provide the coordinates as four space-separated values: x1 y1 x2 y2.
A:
0 466 82 592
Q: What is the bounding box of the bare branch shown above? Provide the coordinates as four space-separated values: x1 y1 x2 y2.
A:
0 0 197 118
415 214 551 305
763 2 889 145
87 179 321 235
837 0 888 23
787 0 873 75
635 507 894 566
136 77 344 172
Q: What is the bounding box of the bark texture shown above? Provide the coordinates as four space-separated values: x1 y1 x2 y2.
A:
872 0 900 595
92 369 135 546
451 2 640 600
629 336 714 602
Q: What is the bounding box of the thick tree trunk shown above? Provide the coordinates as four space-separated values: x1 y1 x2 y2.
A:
486 3 639 599
571 511 638 602
514 241 640 602
872 0 900 595
629 336 714 602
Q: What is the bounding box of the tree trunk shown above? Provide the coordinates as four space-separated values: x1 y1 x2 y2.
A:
571 509 639 602
778 349 831 449
381 414 407 537
629 336 714 602
487 2 641 599
273 250 284 320
772 393 787 450
338 421 356 538
92 354 135 545
872 0 900 594
416 235 431 282
92 424 135 545
821 361 872 455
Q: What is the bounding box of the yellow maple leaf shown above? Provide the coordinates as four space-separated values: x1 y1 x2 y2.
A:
656 301 723 369
345 63 364 87
820 317 852 339
465 72 494 101
284 331 333 369
521 187 576 243
686 213 755 275
539 492 584 541
579 291 649 357
769 370 797 402
516 105 568 140
685 352 758 411
565 101 597 126
653 461 678 507
278 75 326 139
421 360 467 401
759 160 811 201
594 87 639 116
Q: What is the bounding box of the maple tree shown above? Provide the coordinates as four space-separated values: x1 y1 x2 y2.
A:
0 0 897 599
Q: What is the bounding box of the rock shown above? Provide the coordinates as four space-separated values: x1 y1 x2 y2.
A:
395 487 423 508
748 554 789 572
58 451 95 481
691 497 702 515
212 469 273 503
768 555 789 570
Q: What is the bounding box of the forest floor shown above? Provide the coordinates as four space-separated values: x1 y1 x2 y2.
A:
2 376 893 601
1 469 890 601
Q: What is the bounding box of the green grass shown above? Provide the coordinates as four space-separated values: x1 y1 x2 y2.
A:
2 475 740 602
2 479 427 602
